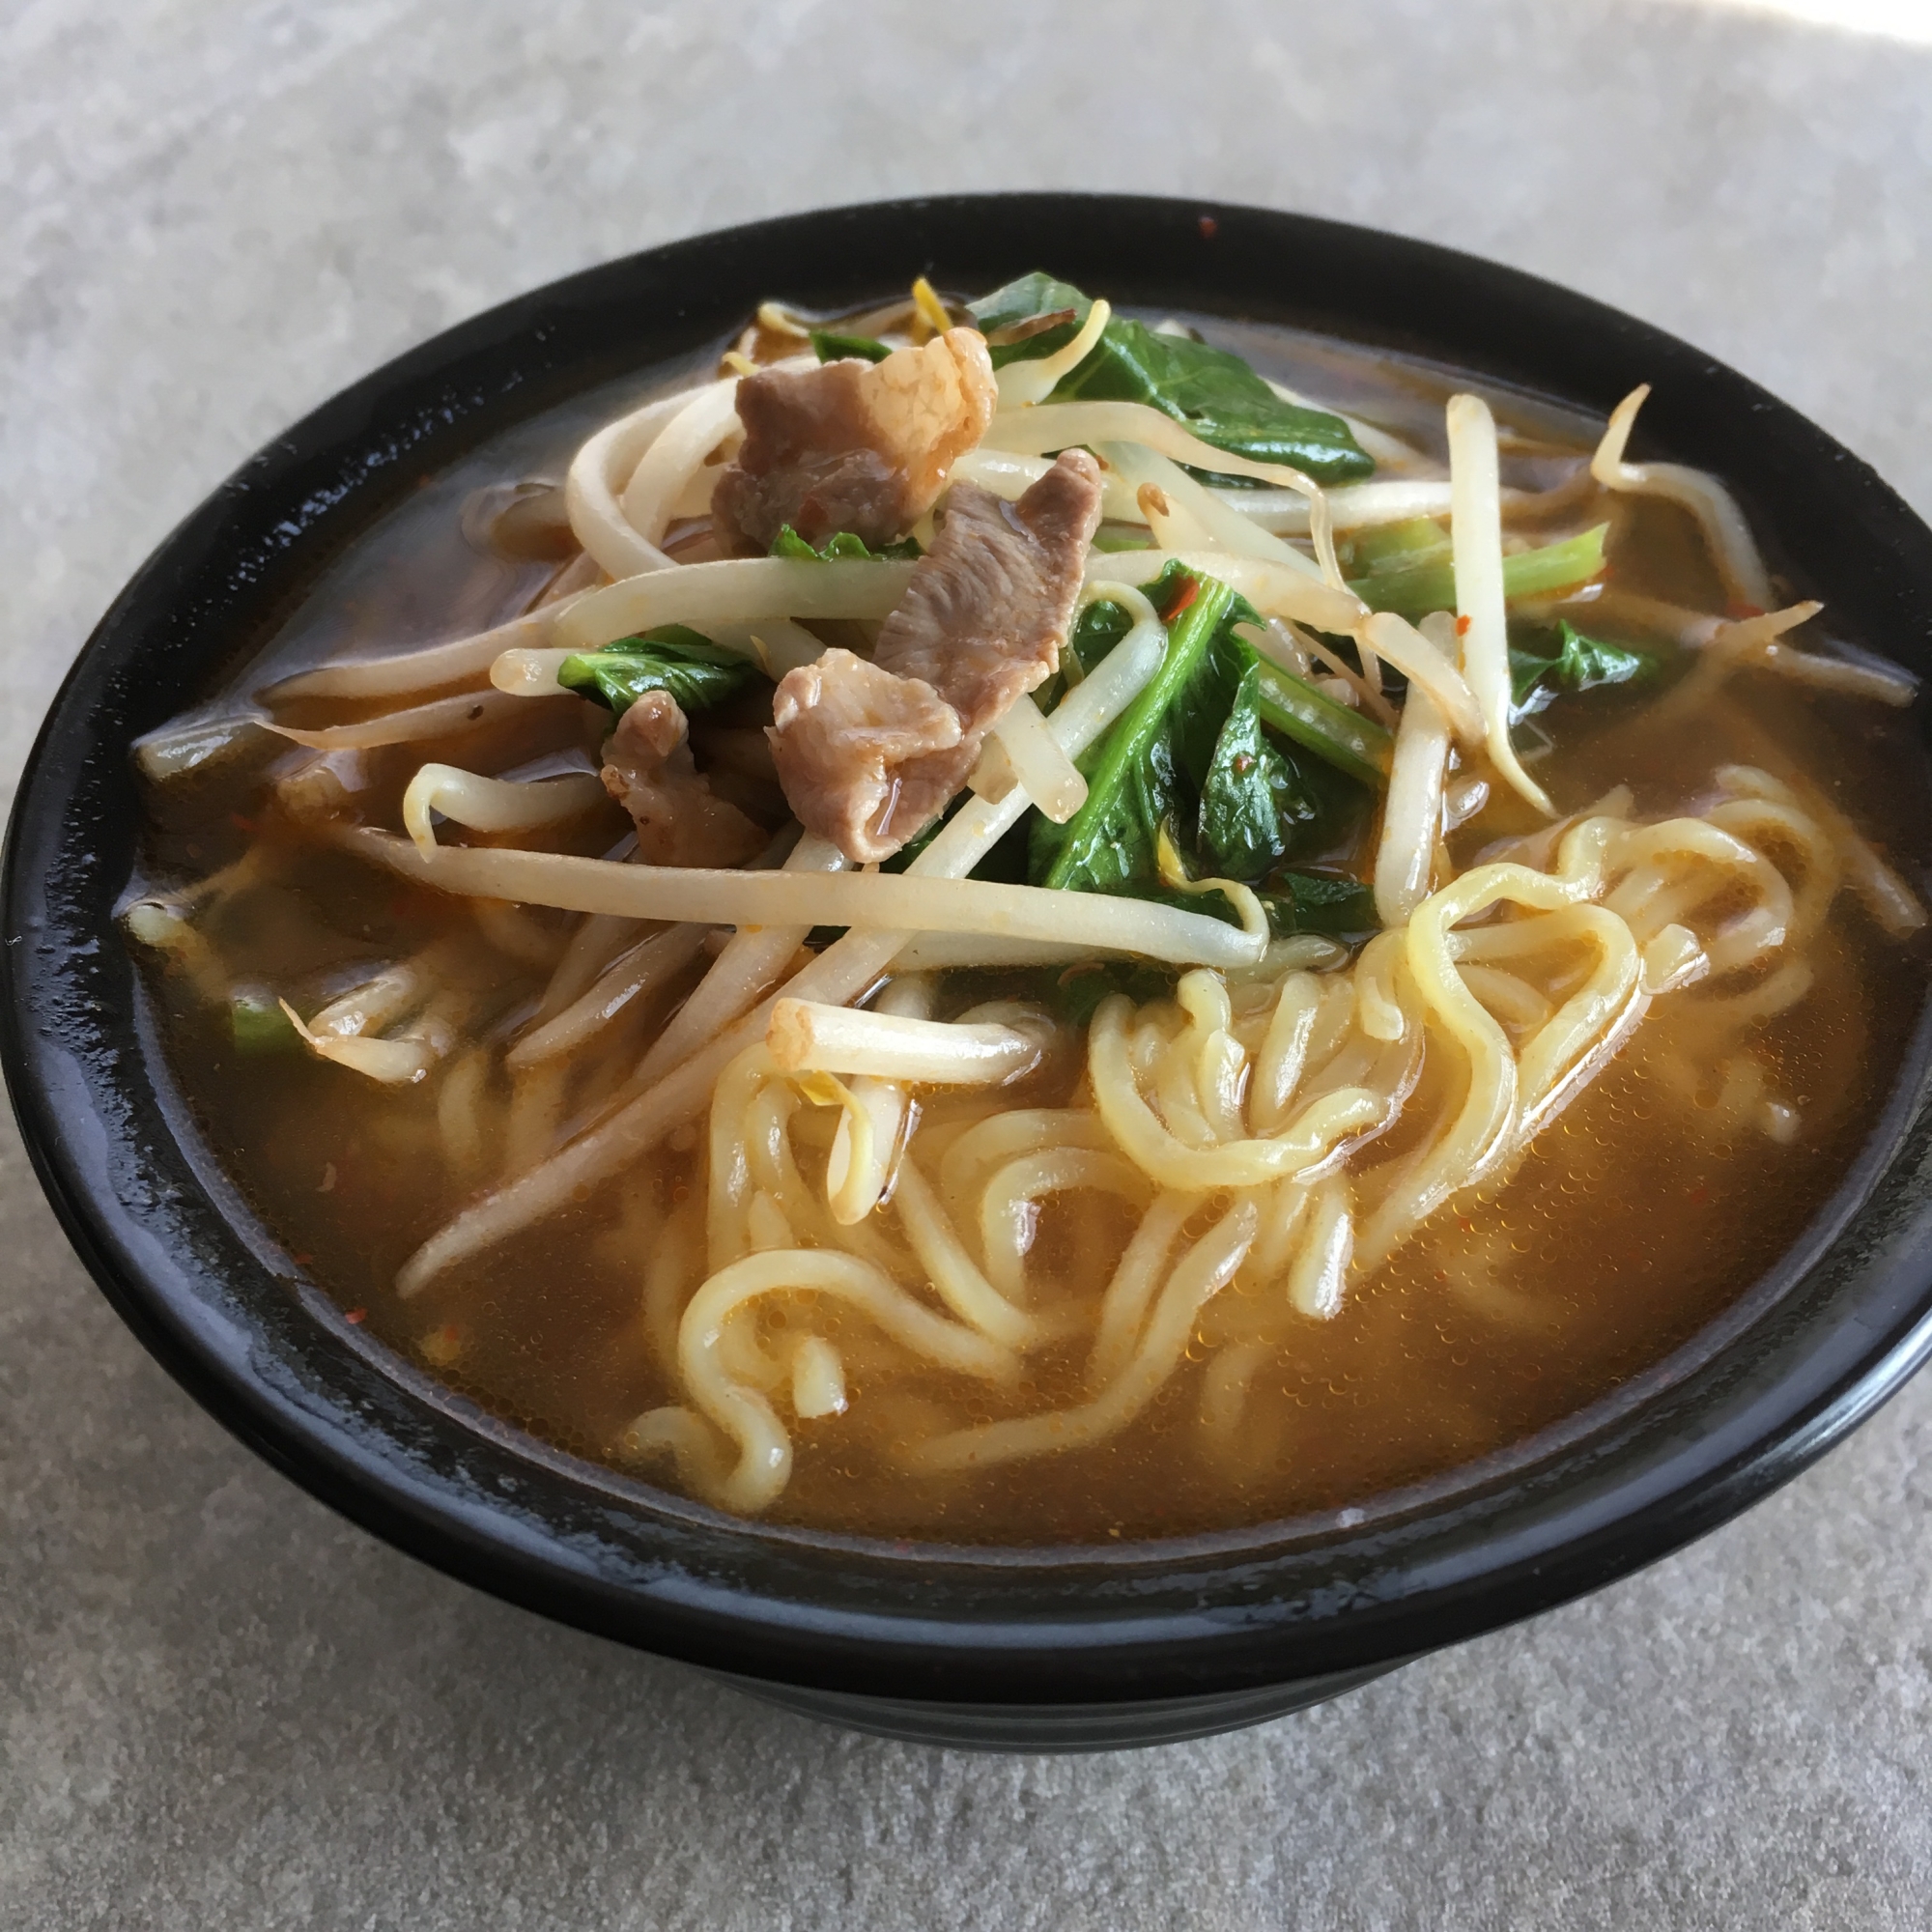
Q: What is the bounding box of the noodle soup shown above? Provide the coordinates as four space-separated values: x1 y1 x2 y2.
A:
123 276 1931 1544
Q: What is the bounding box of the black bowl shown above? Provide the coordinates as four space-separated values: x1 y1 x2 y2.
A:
9 194 1932 1754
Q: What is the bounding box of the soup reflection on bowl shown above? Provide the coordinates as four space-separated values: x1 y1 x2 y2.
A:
118 255 1930 1548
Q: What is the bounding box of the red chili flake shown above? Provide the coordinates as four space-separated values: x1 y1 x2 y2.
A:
1160 576 1200 623
1198 214 1219 240
1726 600 1765 621
1233 753 1255 775
345 1307 367 1325
1455 614 1472 638
229 812 258 835
291 1252 313 1266
1688 1186 1710 1206
1058 962 1105 985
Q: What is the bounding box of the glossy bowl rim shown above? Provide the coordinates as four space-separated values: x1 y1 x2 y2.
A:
7 191 1932 1708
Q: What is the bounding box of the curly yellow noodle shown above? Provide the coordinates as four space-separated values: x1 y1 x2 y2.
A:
978 1149 1151 1303
618 781 1878 1512
906 1200 1259 1474
648 1248 1018 1513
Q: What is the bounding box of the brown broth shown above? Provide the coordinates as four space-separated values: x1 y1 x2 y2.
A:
129 317 1932 1546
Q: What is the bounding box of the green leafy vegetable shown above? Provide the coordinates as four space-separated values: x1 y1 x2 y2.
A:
1032 567 1240 895
810 328 892 363
1200 662 1353 880
1039 872 1366 1020
1350 525 1609 621
1509 621 1657 720
1054 321 1375 482
1031 591 1142 720
969 273 1092 351
556 626 762 715
229 987 298 1055
1032 564 1377 913
966 272 1374 484
1098 870 1376 942
1167 604 1255 796
770 525 923 563
1046 958 1179 1027
1067 595 1138 676
1259 872 1378 938
1089 528 1155 554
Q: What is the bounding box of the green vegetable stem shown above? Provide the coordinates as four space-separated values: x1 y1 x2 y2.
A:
1035 568 1246 894
810 329 893 363
229 987 299 1054
1350 525 1609 621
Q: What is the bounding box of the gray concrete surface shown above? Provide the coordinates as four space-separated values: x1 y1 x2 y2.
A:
5 1 1932 1924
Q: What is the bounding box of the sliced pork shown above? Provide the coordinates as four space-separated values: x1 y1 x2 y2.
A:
768 449 1105 862
601 690 766 868
766 652 963 860
712 328 998 554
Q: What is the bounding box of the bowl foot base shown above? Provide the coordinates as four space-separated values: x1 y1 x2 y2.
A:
710 1661 1405 1752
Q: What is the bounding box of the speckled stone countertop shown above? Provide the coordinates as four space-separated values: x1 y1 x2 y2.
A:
5 2 1931 1925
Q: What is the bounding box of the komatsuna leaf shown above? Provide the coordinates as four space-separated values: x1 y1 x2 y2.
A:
1509 621 1658 720
1031 591 1140 719
770 525 923 563
1260 871 1378 937
556 626 762 715
1200 661 1335 880
1033 564 1377 896
1054 321 1375 482
1046 957 1179 1027
1095 870 1377 943
1030 565 1239 894
1068 595 1137 676
966 272 1373 484
967 273 1093 355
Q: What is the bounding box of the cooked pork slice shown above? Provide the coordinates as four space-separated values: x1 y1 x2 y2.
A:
601 690 766 867
768 450 1106 862
872 448 1104 724
767 650 964 862
712 327 997 554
